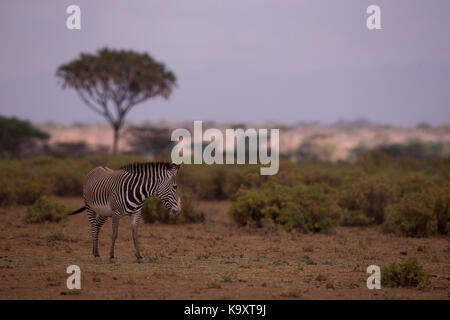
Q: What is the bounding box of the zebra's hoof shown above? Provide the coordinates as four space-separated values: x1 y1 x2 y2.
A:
93 256 101 263
109 258 115 264
136 258 144 264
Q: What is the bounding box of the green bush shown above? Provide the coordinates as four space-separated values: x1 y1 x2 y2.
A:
266 160 302 187
176 165 226 200
24 196 70 223
433 189 450 235
176 160 316 201
222 166 266 199
229 183 341 233
44 160 85 197
383 192 437 237
141 196 166 223
228 186 277 228
14 180 51 206
299 166 345 187
340 209 375 226
141 192 204 224
339 179 394 226
0 182 17 207
395 172 439 197
381 258 431 288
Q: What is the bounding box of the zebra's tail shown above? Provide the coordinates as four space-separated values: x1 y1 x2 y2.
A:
69 206 87 216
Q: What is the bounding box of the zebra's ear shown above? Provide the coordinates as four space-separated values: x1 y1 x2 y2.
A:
170 163 181 174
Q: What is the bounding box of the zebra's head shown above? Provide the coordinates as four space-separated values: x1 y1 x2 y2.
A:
156 163 182 216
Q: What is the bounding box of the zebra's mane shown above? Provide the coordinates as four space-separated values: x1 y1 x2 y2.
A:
119 162 173 173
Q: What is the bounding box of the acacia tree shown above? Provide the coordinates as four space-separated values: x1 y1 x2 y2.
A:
56 48 177 154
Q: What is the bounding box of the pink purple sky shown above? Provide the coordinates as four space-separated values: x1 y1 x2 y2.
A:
0 0 449 126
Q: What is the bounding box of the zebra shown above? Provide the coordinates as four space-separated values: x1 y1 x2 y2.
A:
69 162 182 263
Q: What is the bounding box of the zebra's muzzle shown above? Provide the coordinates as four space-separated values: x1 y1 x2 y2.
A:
170 197 182 216
170 207 182 217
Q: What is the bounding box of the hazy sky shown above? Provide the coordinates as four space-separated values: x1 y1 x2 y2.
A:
0 0 449 126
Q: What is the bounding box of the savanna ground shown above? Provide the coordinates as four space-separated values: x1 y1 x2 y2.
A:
0 198 448 300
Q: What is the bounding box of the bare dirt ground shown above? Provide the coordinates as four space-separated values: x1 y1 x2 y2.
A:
0 198 448 300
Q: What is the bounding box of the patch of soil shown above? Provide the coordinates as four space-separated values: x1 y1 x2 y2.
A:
0 198 448 299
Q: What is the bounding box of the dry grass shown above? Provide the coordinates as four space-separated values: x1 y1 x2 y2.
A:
0 197 448 300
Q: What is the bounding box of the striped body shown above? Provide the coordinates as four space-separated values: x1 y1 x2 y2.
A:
80 162 181 263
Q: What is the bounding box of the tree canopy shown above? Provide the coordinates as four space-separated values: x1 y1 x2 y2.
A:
56 48 177 154
0 115 49 157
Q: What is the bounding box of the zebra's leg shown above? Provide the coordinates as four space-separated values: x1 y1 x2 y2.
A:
109 214 120 263
130 212 143 263
94 215 108 257
87 209 100 258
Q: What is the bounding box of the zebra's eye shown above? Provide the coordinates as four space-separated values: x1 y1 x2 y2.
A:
173 184 178 190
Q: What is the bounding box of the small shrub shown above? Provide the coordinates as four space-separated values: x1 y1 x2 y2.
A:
51 166 85 197
141 196 167 223
338 179 393 226
207 279 222 289
60 290 82 296
381 258 431 288
45 231 69 242
433 191 450 235
395 173 438 197
14 180 51 205
141 192 204 224
229 183 340 233
0 183 17 207
30 157 87 197
300 167 344 187
24 196 70 223
177 165 223 200
340 209 375 226
383 192 437 237
180 193 205 223
222 166 265 199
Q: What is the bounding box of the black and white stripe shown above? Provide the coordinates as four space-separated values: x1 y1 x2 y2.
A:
71 162 182 263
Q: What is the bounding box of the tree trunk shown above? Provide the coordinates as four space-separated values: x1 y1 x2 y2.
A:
112 127 119 155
